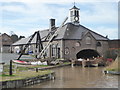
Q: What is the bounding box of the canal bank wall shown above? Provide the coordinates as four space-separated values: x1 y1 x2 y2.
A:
1 72 55 88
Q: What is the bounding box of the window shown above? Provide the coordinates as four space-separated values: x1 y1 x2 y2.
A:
75 10 77 16
3 38 8 42
51 44 56 57
74 10 79 16
71 11 73 16
86 36 91 44
77 11 79 16
96 42 102 47
75 41 81 47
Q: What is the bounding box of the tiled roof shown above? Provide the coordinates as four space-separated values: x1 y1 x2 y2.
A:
55 23 109 40
12 23 109 45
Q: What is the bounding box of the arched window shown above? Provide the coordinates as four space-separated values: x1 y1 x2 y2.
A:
71 11 73 16
75 41 81 47
96 42 102 47
86 36 91 44
77 11 79 16
75 10 77 16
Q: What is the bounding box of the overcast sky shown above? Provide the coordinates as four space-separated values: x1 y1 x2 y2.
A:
0 0 119 39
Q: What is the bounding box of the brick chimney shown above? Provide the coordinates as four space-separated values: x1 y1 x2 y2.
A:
49 19 55 31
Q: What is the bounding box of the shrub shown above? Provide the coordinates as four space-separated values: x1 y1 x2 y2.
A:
104 49 119 60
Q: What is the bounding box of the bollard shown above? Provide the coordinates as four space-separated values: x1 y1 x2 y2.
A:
9 60 12 75
36 68 38 72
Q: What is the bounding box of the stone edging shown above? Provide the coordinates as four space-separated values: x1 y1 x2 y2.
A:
1 72 55 88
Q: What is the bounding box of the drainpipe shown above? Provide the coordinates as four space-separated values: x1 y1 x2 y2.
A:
62 39 65 60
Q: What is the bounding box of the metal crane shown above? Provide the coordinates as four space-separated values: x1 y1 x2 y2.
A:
17 17 68 60
17 31 43 60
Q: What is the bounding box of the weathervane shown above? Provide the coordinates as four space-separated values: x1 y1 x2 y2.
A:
74 0 75 6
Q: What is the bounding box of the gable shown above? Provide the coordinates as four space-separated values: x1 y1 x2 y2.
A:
57 23 109 40
81 31 96 41
81 31 96 45
1 33 13 45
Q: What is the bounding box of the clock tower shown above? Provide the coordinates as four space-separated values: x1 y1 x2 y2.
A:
70 5 80 25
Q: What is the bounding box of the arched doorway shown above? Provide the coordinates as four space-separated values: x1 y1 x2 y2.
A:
76 49 100 59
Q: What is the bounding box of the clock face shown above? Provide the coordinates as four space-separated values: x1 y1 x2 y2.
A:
75 17 79 21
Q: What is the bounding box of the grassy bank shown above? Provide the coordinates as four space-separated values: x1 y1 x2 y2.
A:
1 70 52 81
3 61 71 72
1 62 70 81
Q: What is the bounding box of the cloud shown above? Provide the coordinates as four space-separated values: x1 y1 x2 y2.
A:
0 26 45 37
1 0 118 39
91 26 118 39
80 2 118 24
1 0 119 3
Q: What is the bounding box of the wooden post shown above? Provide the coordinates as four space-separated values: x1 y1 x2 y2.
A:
71 59 75 67
36 68 38 72
9 60 12 75
0 62 5 75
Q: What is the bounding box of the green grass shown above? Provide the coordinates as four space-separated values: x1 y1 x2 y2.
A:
0 74 16 77
3 65 28 72
0 61 70 82
1 70 52 81
106 68 120 72
63 62 71 65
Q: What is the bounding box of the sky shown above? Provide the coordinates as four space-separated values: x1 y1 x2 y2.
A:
0 0 119 39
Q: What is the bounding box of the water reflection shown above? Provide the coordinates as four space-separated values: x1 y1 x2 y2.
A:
27 66 119 88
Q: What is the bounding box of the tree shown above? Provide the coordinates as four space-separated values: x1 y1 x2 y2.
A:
11 34 19 43
104 49 118 60
19 36 25 40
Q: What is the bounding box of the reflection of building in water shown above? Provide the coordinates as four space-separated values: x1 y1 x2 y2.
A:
11 5 119 60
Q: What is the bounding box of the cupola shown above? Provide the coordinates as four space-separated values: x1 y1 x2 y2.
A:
70 5 80 25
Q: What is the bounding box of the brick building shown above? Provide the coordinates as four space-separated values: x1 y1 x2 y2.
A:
0 33 13 53
108 39 120 49
12 5 112 60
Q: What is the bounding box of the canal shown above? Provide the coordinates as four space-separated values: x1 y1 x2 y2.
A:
1 53 119 88
26 66 119 88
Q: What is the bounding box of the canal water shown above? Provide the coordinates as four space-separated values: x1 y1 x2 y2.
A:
26 66 119 88
0 53 119 88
